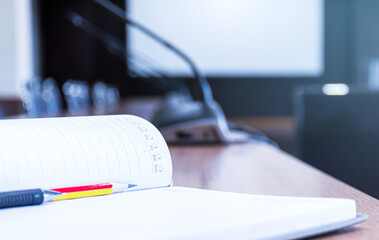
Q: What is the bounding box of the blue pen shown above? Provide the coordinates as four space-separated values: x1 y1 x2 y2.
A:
0 189 62 209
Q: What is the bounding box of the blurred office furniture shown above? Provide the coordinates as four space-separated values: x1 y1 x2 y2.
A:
42 77 63 116
21 77 48 117
92 81 109 108
20 76 121 117
295 84 379 198
22 77 64 117
62 80 91 114
92 81 120 114
34 1 367 118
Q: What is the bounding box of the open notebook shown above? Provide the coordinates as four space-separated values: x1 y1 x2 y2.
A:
0 115 366 240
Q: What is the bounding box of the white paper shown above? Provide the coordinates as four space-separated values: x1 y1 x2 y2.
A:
0 115 172 191
0 187 356 240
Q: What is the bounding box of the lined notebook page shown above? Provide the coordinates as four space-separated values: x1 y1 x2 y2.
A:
0 115 172 191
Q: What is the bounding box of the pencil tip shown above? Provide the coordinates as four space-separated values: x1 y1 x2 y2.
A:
43 190 63 202
112 183 138 192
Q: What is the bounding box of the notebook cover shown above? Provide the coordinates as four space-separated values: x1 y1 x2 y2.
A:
267 214 368 240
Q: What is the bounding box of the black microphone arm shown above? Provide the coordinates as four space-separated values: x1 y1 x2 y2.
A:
93 0 214 104
65 10 176 92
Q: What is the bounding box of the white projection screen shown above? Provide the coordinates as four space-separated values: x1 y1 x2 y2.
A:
128 0 324 77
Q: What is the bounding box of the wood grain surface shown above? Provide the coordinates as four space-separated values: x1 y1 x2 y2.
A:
169 143 379 239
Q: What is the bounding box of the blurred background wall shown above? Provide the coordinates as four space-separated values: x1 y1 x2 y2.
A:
2 0 379 198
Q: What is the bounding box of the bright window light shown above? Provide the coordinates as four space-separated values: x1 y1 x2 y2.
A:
322 84 350 96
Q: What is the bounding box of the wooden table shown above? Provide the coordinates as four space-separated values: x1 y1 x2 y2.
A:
12 97 379 238
79 97 379 238
169 142 379 239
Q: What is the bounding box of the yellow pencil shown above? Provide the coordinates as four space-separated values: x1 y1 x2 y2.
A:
52 183 136 201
